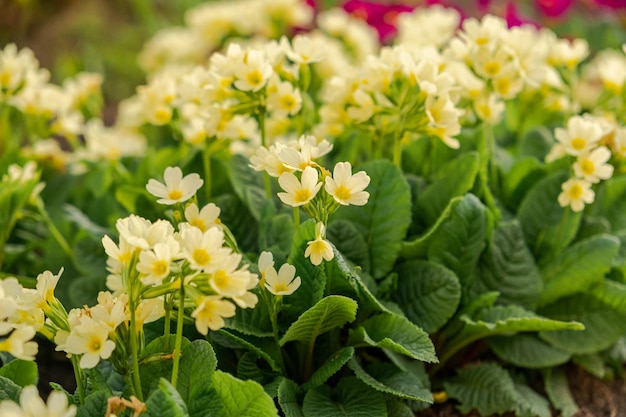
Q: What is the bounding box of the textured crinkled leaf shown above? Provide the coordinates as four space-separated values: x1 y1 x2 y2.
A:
225 291 273 337
348 359 433 402
539 293 626 354
177 340 217 403
488 334 570 369
145 378 189 417
0 360 37 388
189 370 277 417
333 160 411 278
139 335 191 398
544 368 579 417
502 156 545 210
513 382 551 417
572 353 609 379
591 175 626 231
327 219 370 272
394 260 461 333
517 171 582 260
539 234 619 307
280 295 357 345
215 193 258 252
258 213 294 260
416 152 480 226
228 154 270 221
302 377 387 417
0 376 21 402
474 220 543 310
283 220 326 320
303 347 354 390
350 313 437 363
591 279 626 314
76 391 109 417
445 363 518 415
278 378 305 417
212 329 280 371
386 400 415 417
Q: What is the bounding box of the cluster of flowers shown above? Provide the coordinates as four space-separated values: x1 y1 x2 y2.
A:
548 114 626 212
251 134 371 265
0 385 76 417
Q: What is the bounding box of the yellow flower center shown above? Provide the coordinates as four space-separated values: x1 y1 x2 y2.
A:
154 108 172 124
168 189 183 201
476 37 489 46
0 71 12 87
294 188 312 204
192 249 210 266
88 336 102 353
280 95 296 111
571 137 586 151
334 185 352 202
213 270 228 289
494 78 510 95
273 283 289 293
484 62 501 77
568 183 584 199
190 218 207 232
152 260 169 277
310 239 328 254
580 159 595 176
246 70 264 88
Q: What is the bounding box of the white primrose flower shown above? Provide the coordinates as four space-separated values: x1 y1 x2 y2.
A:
573 146 614 184
233 50 273 92
0 385 76 417
267 78 302 116
325 162 370 206
34 268 64 309
249 144 294 178
555 116 603 156
304 222 334 266
191 295 236 335
558 178 595 212
146 166 203 205
264 263 301 296
277 166 322 207
180 225 230 273
62 317 116 369
136 240 180 286
284 34 325 65
184 203 221 232
209 253 254 298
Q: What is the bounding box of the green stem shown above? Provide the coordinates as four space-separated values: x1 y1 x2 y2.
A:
264 172 272 200
203 144 212 202
163 294 172 351
484 123 499 196
393 131 403 167
171 282 185 388
293 207 300 227
129 300 144 401
36 200 73 259
269 296 287 375
71 356 86 404
303 333 317 382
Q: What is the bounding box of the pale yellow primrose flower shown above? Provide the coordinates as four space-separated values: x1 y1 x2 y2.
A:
146 166 203 205
558 178 595 212
0 385 76 417
62 317 116 369
277 166 322 207
0 326 38 361
180 225 230 273
555 116 603 157
184 203 221 232
264 263 301 296
325 162 370 206
573 146 614 184
305 222 334 266
137 240 180 286
191 295 236 335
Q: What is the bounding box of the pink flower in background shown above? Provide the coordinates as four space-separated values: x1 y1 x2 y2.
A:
594 0 626 9
505 2 539 27
342 0 414 42
535 0 574 18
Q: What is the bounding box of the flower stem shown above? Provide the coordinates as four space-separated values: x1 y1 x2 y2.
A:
129 301 144 401
203 144 212 202
269 295 287 375
36 199 73 259
293 207 300 227
71 356 86 404
171 281 185 388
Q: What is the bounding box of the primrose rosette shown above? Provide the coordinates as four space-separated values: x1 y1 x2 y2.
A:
1 1 626 416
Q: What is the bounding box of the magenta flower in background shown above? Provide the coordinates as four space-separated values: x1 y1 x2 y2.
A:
342 0 414 42
535 0 575 18
505 2 540 27
594 0 626 9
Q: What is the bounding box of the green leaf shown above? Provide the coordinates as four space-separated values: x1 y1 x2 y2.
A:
517 171 582 260
572 353 609 379
416 152 480 227
228 154 270 221
177 340 217 403
513 382 551 417
327 220 370 272
303 347 354 390
278 378 304 417
348 359 433 402
426 194 489 293
539 234 620 307
385 400 415 417
445 363 518 416
0 360 37 388
590 279 626 314
216 194 258 253
333 160 411 279
212 329 280 372
488 334 570 369
349 313 437 363
474 220 543 310
189 370 278 417
258 213 294 259
544 368 579 417
302 377 387 417
76 391 109 417
225 291 273 337
591 175 626 231
502 156 545 210
145 378 189 417
139 335 191 398
280 295 358 345
0 375 22 402
283 220 326 321
539 293 626 354
394 260 461 333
